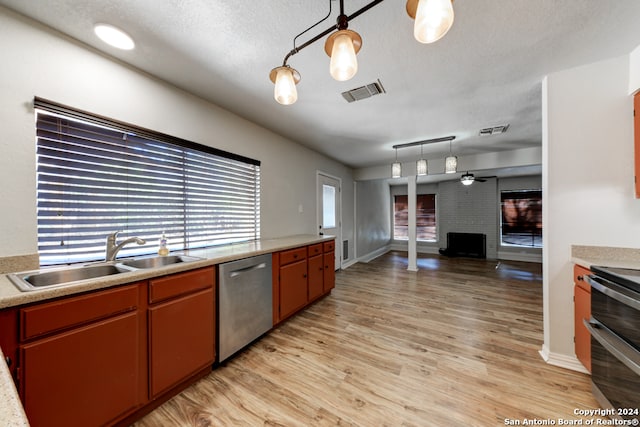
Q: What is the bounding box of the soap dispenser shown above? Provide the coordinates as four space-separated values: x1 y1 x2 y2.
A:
158 232 169 256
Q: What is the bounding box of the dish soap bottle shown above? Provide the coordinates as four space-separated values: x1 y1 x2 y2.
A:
158 232 169 256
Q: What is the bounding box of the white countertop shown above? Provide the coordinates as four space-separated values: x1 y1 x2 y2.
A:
0 234 333 426
571 244 640 270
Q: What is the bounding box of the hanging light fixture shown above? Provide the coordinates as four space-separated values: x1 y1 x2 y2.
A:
416 144 428 176
324 15 362 81
270 0 454 105
406 0 455 44
392 148 402 178
444 138 457 173
460 172 474 185
269 65 301 105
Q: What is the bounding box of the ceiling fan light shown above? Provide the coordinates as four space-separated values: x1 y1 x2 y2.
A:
461 173 474 185
270 66 300 105
445 155 457 173
416 158 428 176
408 0 454 44
325 29 362 81
392 162 402 178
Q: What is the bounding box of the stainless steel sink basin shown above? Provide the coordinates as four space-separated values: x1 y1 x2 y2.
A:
7 254 203 292
8 263 134 292
119 255 202 269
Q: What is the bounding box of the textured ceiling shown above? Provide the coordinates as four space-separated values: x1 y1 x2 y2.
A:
3 0 640 170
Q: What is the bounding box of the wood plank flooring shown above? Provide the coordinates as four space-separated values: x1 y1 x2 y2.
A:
133 252 602 427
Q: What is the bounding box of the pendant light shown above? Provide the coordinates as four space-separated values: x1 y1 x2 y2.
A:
444 139 457 174
392 148 402 178
406 0 455 44
324 16 362 81
270 0 456 104
269 66 301 105
416 144 428 176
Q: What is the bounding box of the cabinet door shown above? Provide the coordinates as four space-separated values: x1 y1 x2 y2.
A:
323 251 335 292
149 288 214 398
280 259 308 319
21 312 141 427
574 264 591 372
635 92 640 198
308 254 324 301
574 284 591 372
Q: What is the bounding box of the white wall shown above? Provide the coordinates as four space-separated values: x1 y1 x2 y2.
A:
355 179 391 259
0 7 354 260
542 52 640 367
630 44 640 95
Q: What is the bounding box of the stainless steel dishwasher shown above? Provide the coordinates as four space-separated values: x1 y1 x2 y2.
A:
217 253 273 362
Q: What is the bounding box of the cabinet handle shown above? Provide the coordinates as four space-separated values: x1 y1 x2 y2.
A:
303 274 307 278
577 275 584 281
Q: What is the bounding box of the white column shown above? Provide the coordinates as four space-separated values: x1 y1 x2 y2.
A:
407 174 418 271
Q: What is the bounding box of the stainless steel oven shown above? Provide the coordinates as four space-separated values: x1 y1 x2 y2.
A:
585 266 640 421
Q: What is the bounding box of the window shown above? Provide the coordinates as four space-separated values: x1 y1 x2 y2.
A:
393 194 436 241
500 190 542 248
35 98 260 266
322 184 336 228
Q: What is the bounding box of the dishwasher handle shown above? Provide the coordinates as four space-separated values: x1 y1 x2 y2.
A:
229 262 267 278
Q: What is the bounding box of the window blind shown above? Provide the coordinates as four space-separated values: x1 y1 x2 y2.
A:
35 98 260 266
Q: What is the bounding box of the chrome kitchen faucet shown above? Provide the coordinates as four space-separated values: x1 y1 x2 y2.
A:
105 231 146 261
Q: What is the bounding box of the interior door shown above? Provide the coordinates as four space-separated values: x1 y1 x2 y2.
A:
317 173 341 270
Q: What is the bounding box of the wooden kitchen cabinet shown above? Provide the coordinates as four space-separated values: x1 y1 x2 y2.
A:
19 284 144 427
323 241 335 293
308 250 324 302
279 252 308 321
148 267 215 399
634 92 640 198
573 264 591 373
274 239 336 325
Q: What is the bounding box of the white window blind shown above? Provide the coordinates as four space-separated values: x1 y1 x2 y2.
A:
35 98 260 266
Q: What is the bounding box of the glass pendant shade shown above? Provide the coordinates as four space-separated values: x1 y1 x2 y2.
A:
416 158 428 176
392 162 402 178
270 66 300 106
444 155 457 173
410 0 454 44
326 30 362 81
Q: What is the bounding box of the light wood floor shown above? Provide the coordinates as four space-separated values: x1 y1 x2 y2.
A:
133 252 602 427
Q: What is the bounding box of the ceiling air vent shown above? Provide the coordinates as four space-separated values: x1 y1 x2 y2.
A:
479 124 510 136
342 79 386 103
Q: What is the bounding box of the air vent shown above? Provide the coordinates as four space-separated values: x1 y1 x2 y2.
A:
342 79 386 103
479 124 510 136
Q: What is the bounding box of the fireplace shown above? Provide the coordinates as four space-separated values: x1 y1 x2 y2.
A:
439 232 486 258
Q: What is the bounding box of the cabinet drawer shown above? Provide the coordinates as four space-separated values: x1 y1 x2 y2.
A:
149 267 214 304
308 244 323 257
279 247 307 266
574 264 591 293
323 240 335 253
20 284 139 341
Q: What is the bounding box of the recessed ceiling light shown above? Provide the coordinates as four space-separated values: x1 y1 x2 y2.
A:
94 23 135 50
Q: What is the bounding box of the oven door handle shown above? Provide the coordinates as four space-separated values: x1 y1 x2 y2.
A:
586 275 640 311
584 318 640 376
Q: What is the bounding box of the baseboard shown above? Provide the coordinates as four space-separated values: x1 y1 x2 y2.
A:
358 245 391 263
498 251 542 263
341 258 358 269
539 345 590 374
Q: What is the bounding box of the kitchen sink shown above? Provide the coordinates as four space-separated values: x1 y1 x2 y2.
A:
7 254 203 292
119 255 202 269
7 263 134 292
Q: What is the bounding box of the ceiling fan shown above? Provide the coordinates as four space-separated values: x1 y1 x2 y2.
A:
460 172 492 185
